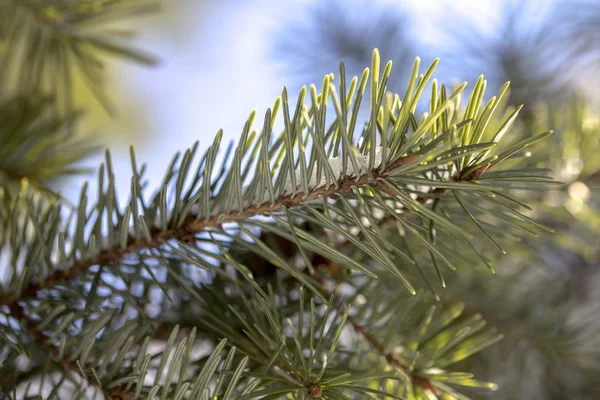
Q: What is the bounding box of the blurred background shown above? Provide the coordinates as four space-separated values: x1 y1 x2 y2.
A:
48 0 599 398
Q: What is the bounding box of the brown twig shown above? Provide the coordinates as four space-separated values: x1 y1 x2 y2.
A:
0 155 422 308
7 303 131 399
347 316 440 394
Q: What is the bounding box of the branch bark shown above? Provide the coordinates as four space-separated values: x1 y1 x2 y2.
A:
0 155 428 307
347 316 440 394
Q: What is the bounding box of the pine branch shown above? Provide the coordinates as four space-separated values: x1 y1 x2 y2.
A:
2 51 553 311
1 51 559 398
0 95 98 195
0 151 494 310
146 237 490 395
347 315 441 393
0 0 158 112
0 154 422 307
7 303 127 399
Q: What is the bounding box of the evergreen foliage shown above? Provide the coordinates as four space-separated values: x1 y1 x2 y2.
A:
0 0 158 113
1 2 598 400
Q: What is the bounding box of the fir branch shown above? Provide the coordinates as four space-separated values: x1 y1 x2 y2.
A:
0 154 420 308
347 315 440 393
1 52 557 400
7 302 126 399
0 149 491 309
1 50 545 308
0 0 159 112
0 95 98 195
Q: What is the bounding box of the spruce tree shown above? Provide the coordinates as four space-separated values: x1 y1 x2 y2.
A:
1 2 598 399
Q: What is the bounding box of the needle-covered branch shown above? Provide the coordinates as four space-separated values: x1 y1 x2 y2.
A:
0 153 419 307
6 303 128 399
0 49 561 399
0 0 159 112
0 50 554 308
